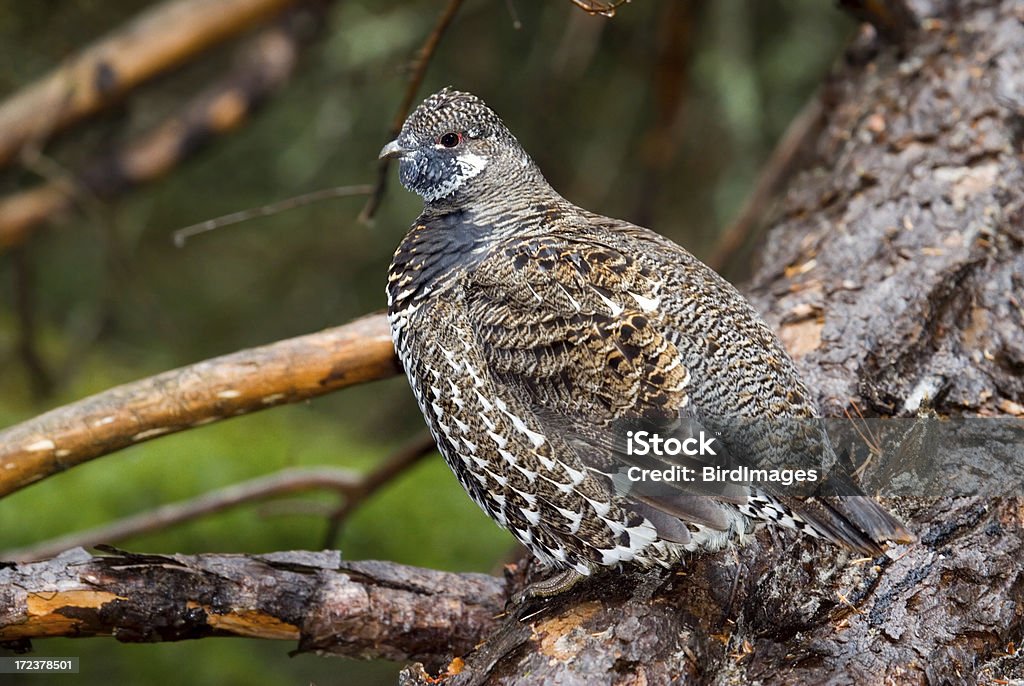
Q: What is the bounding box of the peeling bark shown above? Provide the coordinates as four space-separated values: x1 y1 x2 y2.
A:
0 548 505 669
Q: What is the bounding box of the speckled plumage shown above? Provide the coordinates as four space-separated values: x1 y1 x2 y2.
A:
383 89 910 582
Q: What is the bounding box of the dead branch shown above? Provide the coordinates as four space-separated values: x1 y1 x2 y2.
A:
1 468 361 563
322 432 438 547
1 434 437 563
568 0 631 17
0 0 301 170
0 20 306 250
0 314 399 499
359 0 466 223
172 184 375 246
0 548 505 667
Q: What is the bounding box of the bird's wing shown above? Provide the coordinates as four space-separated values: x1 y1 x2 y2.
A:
465 233 914 554
467 234 751 536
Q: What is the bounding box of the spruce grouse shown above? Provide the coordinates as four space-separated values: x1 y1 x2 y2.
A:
381 89 911 596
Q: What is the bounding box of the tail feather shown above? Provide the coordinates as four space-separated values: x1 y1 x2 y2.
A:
776 488 914 555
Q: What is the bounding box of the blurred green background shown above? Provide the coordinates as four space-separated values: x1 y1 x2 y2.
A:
0 1 853 683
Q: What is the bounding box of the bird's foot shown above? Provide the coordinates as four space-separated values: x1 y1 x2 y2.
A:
511 568 587 610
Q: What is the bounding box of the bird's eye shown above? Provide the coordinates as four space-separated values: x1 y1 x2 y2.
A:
439 132 462 148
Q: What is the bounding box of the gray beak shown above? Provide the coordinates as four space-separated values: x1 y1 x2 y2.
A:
378 139 411 160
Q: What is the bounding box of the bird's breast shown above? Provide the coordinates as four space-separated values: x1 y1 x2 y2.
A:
387 212 490 318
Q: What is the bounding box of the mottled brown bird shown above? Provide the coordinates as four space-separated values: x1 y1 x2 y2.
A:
381 89 911 596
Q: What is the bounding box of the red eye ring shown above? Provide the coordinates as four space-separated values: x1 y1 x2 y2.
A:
439 132 462 148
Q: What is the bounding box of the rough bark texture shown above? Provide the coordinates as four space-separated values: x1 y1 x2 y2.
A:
0 548 505 668
751 0 1024 421
397 1 1024 683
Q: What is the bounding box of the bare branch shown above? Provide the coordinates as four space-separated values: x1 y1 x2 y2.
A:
0 314 399 499
359 0 466 223
172 184 375 247
2 435 437 562
0 548 506 665
0 21 307 250
0 0 301 170
323 431 437 547
568 0 631 18
0 468 363 563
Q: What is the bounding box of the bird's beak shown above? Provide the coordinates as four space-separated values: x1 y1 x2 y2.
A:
378 139 411 160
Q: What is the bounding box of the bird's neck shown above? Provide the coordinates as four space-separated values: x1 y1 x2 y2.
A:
421 165 564 236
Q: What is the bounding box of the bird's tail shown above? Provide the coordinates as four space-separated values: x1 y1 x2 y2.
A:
775 479 914 555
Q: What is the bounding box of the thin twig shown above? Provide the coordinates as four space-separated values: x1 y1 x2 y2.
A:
503 0 523 29
173 184 374 246
358 0 466 223
0 467 362 563
568 0 631 17
322 431 438 547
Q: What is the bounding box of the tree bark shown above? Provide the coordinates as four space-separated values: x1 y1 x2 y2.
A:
749 1 1024 420
0 314 397 498
0 548 504 669
402 0 1024 683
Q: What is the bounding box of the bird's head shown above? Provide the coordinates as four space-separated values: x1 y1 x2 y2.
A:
379 89 539 206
